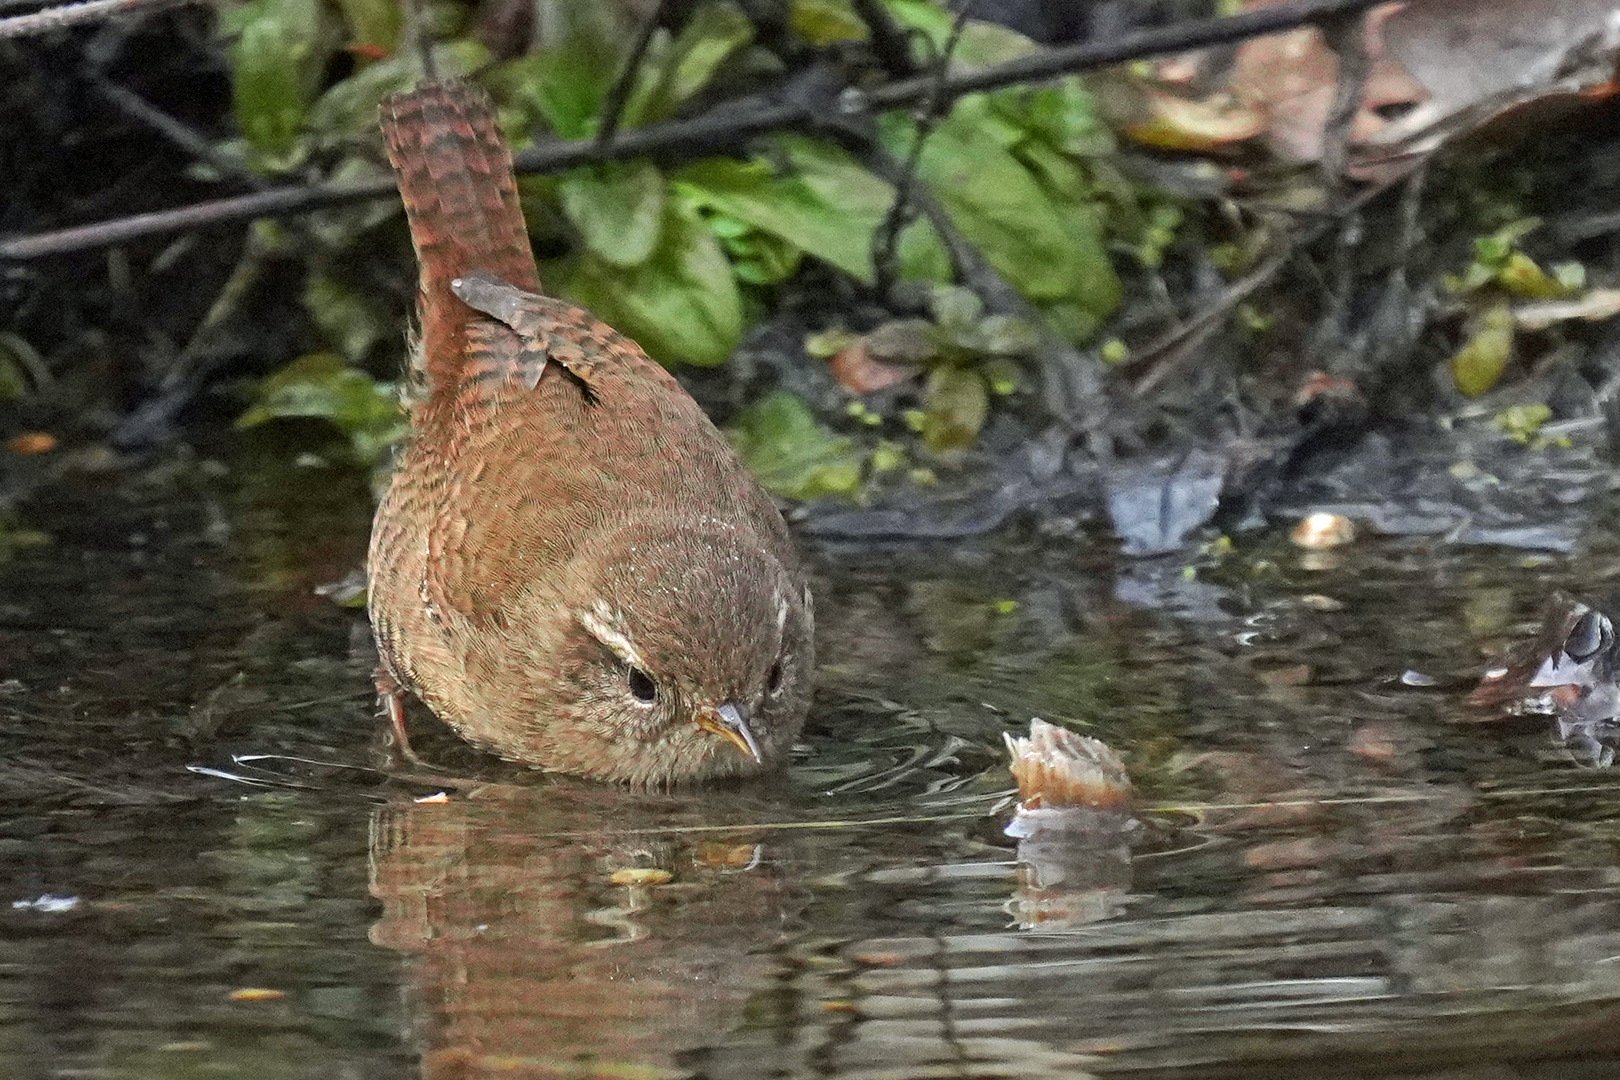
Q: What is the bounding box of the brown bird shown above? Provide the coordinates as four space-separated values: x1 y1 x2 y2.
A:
367 80 813 785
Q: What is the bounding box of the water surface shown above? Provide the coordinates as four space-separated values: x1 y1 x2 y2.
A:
6 444 1620 1079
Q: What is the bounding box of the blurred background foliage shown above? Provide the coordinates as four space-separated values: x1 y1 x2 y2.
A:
209 0 1155 499
8 0 1615 524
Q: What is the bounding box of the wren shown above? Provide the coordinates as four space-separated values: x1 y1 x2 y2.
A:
367 81 813 785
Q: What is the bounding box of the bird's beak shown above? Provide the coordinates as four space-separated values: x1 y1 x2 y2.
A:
695 703 763 764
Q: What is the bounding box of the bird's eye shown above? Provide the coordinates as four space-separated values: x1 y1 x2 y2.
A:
1565 610 1612 662
627 666 657 703
766 658 785 695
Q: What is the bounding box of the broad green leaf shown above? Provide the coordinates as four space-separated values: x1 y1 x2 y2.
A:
675 135 947 284
1497 251 1573 300
304 273 389 363
880 0 1041 67
1450 301 1516 397
920 366 989 452
307 41 489 138
790 0 869 45
622 2 754 128
710 219 803 284
563 206 743 366
556 161 666 267
333 0 401 56
879 111 1082 301
1037 298 1102 345
227 0 328 159
728 391 863 500
238 352 406 464
488 3 630 138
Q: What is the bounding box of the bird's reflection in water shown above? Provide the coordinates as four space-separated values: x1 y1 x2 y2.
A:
367 780 794 1080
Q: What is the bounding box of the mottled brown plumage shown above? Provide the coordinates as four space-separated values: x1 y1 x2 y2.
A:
368 81 813 785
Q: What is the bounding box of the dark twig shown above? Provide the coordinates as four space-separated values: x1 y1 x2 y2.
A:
597 0 669 147
0 0 1390 260
89 73 269 191
857 0 1386 112
0 0 191 38
872 0 973 297
403 0 436 80
850 0 920 79
1125 176 1402 397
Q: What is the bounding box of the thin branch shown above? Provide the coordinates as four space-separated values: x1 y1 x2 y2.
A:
850 0 920 79
858 0 1388 112
0 0 191 38
89 73 269 191
596 0 669 147
0 0 1391 260
1124 175 1405 397
873 0 974 297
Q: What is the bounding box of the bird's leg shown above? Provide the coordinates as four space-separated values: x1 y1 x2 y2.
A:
373 664 421 766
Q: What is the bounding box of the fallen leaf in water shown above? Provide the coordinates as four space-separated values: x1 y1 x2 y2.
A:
609 867 673 887
227 988 285 1002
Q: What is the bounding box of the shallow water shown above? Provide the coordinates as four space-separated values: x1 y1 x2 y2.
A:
8 443 1620 1079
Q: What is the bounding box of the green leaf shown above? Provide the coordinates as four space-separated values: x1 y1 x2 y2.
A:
920 366 989 451
622 2 754 128
307 41 489 139
879 110 1083 301
1449 301 1516 397
999 139 1122 320
563 205 743 366
712 220 803 285
675 135 947 284
487 3 631 139
332 0 401 55
727 391 863 500
238 352 406 464
789 0 869 45
226 0 328 159
304 273 389 363
556 161 666 267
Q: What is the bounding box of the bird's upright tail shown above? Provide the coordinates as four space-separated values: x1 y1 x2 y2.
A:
379 80 542 394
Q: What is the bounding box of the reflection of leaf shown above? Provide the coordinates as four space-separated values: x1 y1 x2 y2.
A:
1450 301 1515 397
623 2 754 128
728 391 863 500
0 510 49 566
556 161 665 267
225 0 327 159
237 353 406 464
564 206 743 366
920 366 989 451
675 135 946 283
